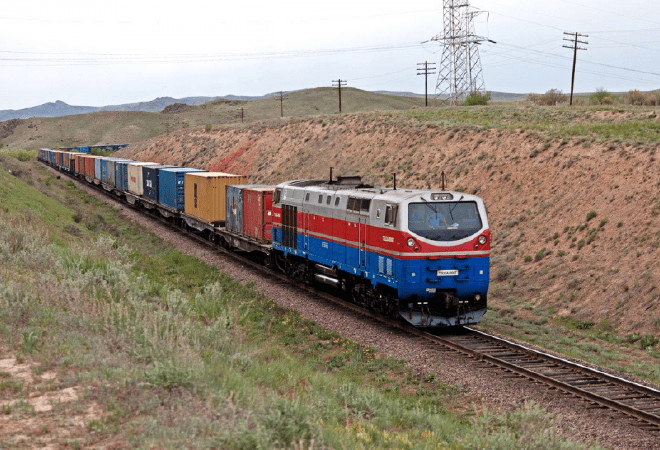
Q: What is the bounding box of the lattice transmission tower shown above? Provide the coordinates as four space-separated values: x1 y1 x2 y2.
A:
430 1 492 104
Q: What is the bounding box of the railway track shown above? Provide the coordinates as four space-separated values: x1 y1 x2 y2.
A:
51 163 660 436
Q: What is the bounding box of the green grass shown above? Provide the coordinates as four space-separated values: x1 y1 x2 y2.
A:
0 157 602 449
408 104 660 145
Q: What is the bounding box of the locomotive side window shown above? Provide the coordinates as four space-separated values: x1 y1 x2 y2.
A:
347 197 358 212
273 188 281 204
305 193 310 202
361 199 371 212
326 196 331 205
335 197 340 207
385 204 397 226
318 194 323 203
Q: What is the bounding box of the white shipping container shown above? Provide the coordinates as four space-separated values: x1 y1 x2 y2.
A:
127 162 158 195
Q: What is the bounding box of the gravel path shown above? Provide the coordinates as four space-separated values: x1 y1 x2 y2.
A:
71 175 659 450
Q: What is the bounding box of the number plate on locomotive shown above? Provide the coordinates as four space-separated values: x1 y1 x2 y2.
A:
437 270 459 277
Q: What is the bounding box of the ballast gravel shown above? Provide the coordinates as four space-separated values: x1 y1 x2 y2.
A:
73 177 659 450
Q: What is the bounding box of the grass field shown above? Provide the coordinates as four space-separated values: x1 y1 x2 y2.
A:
0 153 602 448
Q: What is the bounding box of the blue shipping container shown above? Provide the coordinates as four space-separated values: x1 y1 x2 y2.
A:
115 161 134 191
143 165 176 202
225 185 244 234
158 168 204 211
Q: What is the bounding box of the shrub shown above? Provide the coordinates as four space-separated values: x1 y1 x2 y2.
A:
464 91 491 106
527 89 567 106
639 334 659 349
586 211 597 221
534 248 546 262
590 88 612 105
626 89 660 106
204 123 212 132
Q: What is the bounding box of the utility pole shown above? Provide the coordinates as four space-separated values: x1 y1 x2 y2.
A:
237 108 245 123
274 91 288 117
417 62 437 107
332 79 347 113
563 31 588 106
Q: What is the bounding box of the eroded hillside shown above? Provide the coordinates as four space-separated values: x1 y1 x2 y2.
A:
116 110 660 339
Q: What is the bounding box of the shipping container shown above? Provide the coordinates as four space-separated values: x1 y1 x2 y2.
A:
81 155 99 179
76 146 90 153
225 185 245 234
184 172 247 225
225 184 267 235
63 152 71 171
127 162 158 196
94 157 103 182
101 158 130 186
115 160 134 191
74 154 85 176
158 168 204 211
58 151 64 168
243 186 275 242
143 165 176 202
68 152 76 173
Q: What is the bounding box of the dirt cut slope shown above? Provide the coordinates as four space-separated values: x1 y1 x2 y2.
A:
117 112 660 338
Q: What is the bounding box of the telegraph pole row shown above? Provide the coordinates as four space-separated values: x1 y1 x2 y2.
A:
332 79 347 113
237 108 245 123
274 91 288 117
417 61 437 107
563 31 588 106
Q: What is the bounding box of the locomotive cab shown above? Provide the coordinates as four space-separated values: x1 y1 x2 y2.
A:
395 191 490 326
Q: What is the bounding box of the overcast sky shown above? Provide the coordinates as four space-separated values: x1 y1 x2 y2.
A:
1 0 659 110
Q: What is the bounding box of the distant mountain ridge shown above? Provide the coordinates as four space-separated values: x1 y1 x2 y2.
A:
0 95 262 121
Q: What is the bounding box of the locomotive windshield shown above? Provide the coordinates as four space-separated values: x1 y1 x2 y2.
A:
408 201 482 241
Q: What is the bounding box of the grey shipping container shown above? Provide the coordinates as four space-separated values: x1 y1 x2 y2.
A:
94 157 103 182
226 184 267 235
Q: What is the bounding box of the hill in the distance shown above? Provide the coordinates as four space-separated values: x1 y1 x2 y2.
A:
0 95 262 121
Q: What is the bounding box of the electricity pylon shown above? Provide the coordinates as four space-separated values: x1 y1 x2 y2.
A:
430 1 494 105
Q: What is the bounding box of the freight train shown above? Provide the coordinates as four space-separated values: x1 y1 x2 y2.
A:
38 148 490 327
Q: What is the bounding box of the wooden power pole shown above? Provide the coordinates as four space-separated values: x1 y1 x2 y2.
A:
274 91 288 117
417 61 437 107
332 79 347 113
563 31 588 106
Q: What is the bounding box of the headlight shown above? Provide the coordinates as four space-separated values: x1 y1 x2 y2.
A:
407 238 416 247
478 235 487 245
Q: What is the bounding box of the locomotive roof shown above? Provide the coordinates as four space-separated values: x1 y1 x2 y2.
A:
277 179 481 202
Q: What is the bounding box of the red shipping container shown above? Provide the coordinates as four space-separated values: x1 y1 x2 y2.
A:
74 154 84 176
83 155 100 178
243 187 275 242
